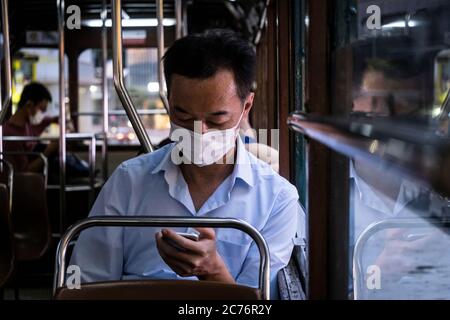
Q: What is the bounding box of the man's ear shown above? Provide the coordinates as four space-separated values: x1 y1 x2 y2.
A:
23 100 34 111
243 92 255 116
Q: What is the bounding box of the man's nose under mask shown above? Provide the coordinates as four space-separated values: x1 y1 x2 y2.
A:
169 119 242 167
29 110 45 125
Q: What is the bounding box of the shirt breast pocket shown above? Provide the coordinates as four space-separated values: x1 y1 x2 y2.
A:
215 230 253 278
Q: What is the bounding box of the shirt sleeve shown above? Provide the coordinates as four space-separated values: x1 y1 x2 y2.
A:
69 164 131 283
235 186 305 299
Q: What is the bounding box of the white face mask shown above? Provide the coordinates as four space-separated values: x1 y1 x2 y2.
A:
29 110 45 125
170 110 244 166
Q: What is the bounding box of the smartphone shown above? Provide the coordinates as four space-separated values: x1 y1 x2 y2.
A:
405 233 428 242
176 232 199 242
162 232 199 251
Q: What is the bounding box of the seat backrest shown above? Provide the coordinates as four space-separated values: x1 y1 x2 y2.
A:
0 159 13 211
0 184 14 288
11 172 51 261
54 279 261 300
53 217 270 299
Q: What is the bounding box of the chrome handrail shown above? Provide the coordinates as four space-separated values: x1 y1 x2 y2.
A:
53 216 271 300
73 109 167 116
1 151 48 188
287 112 450 199
3 133 99 141
111 0 154 153
3 134 97 203
353 218 435 300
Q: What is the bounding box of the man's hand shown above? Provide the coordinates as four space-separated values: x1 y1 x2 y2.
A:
375 228 441 277
155 227 235 283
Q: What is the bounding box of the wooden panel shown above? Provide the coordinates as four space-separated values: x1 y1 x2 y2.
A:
252 1 276 132
306 0 331 300
252 0 293 181
277 0 294 180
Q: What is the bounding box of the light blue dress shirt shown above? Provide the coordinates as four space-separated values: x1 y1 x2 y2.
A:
70 137 305 298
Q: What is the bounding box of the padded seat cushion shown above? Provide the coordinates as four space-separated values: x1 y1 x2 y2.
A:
54 279 261 300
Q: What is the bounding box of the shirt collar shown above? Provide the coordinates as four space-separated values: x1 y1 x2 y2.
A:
231 137 255 187
350 162 394 215
150 138 255 188
150 143 176 175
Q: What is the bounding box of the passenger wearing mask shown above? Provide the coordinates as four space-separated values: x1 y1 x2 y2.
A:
3 82 58 173
71 29 306 299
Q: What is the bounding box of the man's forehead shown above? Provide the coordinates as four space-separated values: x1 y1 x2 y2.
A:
171 71 237 96
169 70 241 113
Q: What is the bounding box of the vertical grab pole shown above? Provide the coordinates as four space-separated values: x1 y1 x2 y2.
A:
0 0 12 157
112 0 153 153
181 0 188 37
175 0 183 40
101 0 108 180
88 135 96 206
57 0 67 234
156 0 169 112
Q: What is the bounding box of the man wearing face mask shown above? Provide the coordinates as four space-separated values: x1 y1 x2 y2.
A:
3 82 58 172
71 29 305 299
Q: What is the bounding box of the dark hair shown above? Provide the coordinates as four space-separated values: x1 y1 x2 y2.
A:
18 82 52 108
163 29 256 101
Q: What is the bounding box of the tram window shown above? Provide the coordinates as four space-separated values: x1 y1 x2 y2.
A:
12 48 68 136
77 48 169 145
434 50 450 111
332 0 450 299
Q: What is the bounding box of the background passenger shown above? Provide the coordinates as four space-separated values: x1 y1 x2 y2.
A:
3 82 58 173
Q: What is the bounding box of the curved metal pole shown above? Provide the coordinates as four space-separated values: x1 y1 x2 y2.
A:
111 0 153 153
57 0 67 234
54 216 271 300
156 0 170 113
353 218 435 300
0 0 11 125
3 134 98 194
101 0 108 180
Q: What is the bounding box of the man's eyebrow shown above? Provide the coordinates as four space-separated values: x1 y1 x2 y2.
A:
208 110 229 116
173 105 189 114
174 105 229 117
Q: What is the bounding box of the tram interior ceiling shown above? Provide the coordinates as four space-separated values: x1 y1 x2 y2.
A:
1 0 450 304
